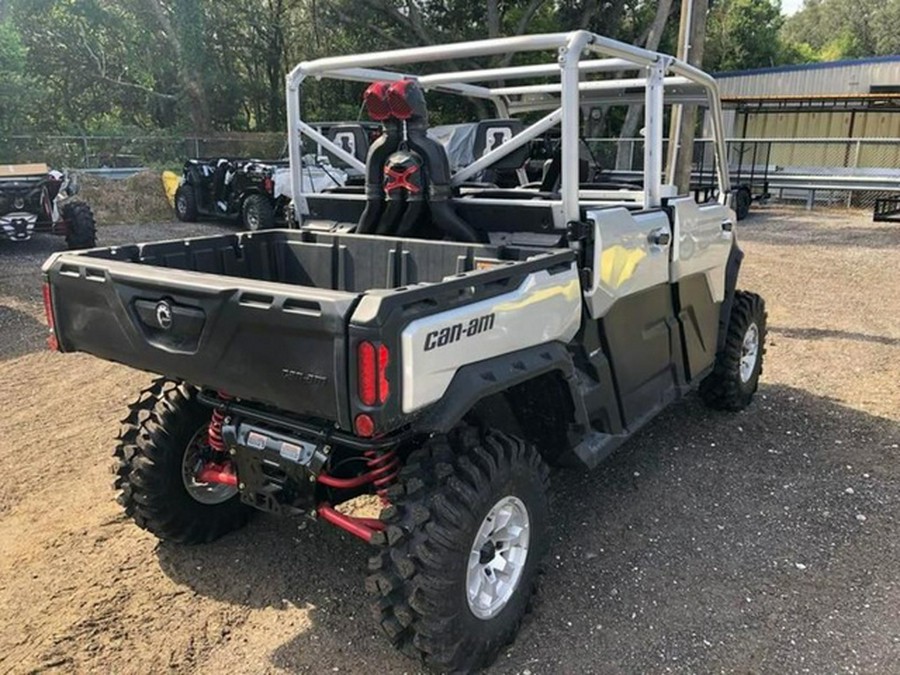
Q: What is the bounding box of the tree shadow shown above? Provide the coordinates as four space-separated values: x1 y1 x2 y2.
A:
770 326 900 347
0 304 47 361
155 384 900 673
0 233 63 260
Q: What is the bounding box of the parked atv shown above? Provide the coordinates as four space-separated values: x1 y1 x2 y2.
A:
174 158 288 231
0 164 96 249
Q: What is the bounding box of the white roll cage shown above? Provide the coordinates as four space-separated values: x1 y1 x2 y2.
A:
286 31 731 224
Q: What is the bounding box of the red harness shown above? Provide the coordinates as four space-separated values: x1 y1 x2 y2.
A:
384 165 421 194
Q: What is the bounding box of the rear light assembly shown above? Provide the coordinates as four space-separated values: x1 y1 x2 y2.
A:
358 341 378 406
356 340 391 436
42 282 59 351
357 340 390 406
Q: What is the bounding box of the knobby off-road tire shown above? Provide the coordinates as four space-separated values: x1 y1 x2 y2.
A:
174 184 198 222
700 290 767 411
112 378 252 544
734 187 752 221
62 201 96 249
241 194 275 231
367 425 550 672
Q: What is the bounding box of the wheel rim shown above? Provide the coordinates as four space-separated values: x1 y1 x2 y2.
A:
246 203 260 230
181 427 238 505
466 495 530 620
176 194 186 215
740 322 760 383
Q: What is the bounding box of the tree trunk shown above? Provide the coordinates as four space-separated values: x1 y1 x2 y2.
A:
615 0 674 170
487 0 500 39
671 0 710 193
145 0 211 132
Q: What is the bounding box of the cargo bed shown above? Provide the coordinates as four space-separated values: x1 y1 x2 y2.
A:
43 229 572 429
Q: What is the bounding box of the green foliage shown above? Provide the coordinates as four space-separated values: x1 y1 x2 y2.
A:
704 0 785 72
782 0 894 60
1 0 887 135
0 17 40 132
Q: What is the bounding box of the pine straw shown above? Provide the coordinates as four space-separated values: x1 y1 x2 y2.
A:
76 170 174 225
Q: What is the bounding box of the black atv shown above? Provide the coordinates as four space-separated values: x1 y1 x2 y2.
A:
173 158 287 231
0 164 96 249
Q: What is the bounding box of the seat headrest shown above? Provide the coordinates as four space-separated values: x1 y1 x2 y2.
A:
326 124 371 163
472 119 527 171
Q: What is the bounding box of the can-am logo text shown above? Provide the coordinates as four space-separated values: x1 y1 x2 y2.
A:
424 313 496 351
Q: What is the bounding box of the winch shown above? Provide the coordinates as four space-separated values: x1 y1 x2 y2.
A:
221 417 330 515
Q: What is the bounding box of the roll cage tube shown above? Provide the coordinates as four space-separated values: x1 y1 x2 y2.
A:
284 30 731 221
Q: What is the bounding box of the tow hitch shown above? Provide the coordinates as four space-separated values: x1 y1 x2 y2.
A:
196 392 399 543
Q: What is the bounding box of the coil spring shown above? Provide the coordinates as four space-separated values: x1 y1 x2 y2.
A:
207 392 232 453
364 448 400 504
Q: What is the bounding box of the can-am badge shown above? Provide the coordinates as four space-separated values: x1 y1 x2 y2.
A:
155 300 173 330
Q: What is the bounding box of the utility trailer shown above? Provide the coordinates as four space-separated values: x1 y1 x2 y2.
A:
43 32 766 672
874 196 900 222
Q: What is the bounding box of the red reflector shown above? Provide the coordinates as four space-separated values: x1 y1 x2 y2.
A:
42 283 59 351
42 283 54 330
355 413 375 438
377 344 390 403
358 341 377 406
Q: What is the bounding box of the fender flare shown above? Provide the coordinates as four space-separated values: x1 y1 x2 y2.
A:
412 341 591 437
717 241 744 352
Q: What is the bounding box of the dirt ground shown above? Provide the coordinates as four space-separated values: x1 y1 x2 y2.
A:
0 207 898 674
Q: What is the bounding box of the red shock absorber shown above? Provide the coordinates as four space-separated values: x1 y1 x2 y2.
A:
207 391 232 453
314 447 401 543
364 448 400 504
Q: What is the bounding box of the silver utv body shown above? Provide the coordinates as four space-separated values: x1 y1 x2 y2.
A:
285 31 736 428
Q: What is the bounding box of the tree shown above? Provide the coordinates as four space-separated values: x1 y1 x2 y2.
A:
615 0 676 168
782 0 889 60
704 0 784 73
0 17 35 132
0 0 843 136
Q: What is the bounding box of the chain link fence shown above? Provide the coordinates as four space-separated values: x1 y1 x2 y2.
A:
0 133 287 171
4 132 898 210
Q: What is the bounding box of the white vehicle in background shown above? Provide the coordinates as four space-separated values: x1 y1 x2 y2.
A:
44 31 766 672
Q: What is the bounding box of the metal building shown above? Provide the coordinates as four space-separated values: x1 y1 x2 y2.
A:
716 56 900 140
711 57 900 210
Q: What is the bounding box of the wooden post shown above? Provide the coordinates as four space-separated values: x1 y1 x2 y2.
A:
668 0 710 193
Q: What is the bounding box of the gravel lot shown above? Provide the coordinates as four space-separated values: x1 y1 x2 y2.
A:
0 207 898 673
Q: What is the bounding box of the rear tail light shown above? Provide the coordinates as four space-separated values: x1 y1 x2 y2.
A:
358 341 377 405
377 344 390 403
357 340 391 407
42 282 59 351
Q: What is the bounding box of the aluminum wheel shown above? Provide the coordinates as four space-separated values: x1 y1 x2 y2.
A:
466 495 530 620
176 193 187 215
740 322 760 383
181 427 238 505
245 205 260 230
